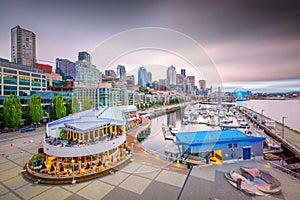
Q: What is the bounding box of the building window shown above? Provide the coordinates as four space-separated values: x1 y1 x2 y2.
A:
228 144 232 148
234 143 238 148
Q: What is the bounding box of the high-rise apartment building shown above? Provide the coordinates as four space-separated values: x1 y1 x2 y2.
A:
187 76 195 85
56 58 76 80
11 25 36 67
116 65 126 81
138 67 147 88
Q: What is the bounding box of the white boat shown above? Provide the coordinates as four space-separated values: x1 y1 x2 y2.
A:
220 123 241 129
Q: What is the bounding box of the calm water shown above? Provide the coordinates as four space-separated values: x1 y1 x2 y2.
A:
139 107 220 159
240 99 300 131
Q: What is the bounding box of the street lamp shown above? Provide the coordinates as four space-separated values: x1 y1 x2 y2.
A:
282 116 287 139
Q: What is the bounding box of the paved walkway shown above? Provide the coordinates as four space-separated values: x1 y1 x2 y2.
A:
1 119 300 199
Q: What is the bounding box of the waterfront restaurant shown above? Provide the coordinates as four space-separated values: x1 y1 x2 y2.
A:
175 130 265 164
24 105 138 183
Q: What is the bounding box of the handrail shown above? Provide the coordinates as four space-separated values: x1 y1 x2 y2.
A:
268 161 300 180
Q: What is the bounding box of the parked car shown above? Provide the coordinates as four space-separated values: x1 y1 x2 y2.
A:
21 127 36 133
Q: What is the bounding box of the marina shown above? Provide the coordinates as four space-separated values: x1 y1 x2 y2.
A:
138 100 300 174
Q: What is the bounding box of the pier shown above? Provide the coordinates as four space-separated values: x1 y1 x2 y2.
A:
240 107 300 171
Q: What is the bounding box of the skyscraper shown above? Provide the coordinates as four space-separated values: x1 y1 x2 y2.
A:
138 67 147 88
116 65 126 81
180 69 186 77
56 58 76 80
199 80 206 90
11 25 36 67
187 76 195 85
166 65 176 87
78 51 91 63
147 71 152 87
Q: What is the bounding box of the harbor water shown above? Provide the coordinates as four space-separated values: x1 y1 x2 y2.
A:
243 99 300 132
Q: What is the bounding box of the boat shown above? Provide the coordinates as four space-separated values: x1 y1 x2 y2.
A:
220 123 240 129
227 171 269 196
182 115 189 125
240 167 281 194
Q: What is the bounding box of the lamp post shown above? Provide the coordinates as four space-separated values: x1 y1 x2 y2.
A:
282 116 287 139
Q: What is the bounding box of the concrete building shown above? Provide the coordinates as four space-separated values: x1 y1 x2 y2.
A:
11 25 36 67
56 58 76 80
187 75 195 86
116 65 126 81
126 75 135 86
138 67 147 88
35 63 53 74
147 72 152 87
0 58 47 96
199 79 206 90
166 65 176 87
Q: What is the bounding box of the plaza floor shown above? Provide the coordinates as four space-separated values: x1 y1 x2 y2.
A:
1 128 300 199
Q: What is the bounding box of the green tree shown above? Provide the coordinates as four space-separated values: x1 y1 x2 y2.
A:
24 105 32 125
49 94 66 120
55 94 66 119
82 97 92 111
66 96 79 115
29 94 43 125
3 94 22 128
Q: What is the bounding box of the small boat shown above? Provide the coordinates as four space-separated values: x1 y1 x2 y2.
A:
228 171 268 196
240 167 281 194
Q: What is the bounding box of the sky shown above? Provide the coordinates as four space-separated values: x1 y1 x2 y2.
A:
1 0 300 92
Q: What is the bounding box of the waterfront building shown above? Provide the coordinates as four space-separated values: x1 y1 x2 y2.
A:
56 58 76 80
78 51 91 63
175 130 265 164
166 65 176 87
98 87 125 107
11 25 36 67
180 69 186 78
35 63 53 74
24 105 138 183
116 65 126 81
138 67 147 88
0 58 47 96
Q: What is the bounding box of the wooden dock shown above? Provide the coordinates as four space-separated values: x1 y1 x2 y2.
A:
162 124 175 141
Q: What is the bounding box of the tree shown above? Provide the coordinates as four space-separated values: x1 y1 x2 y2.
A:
3 94 22 128
55 94 66 119
66 96 79 115
49 94 66 120
82 97 92 111
29 94 43 125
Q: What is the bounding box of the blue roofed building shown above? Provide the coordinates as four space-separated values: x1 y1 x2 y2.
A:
175 129 265 164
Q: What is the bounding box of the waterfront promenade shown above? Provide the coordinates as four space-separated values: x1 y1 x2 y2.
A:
0 109 300 199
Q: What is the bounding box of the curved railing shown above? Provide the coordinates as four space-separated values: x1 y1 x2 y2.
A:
43 134 126 157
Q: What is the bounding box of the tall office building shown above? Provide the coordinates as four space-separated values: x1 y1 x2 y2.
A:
180 69 186 77
78 51 91 63
166 65 176 87
11 25 36 67
199 80 206 90
147 72 152 87
187 76 195 85
116 65 126 81
138 67 147 88
126 75 135 86
56 58 76 80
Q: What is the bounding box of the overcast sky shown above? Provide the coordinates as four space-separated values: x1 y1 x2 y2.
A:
1 0 299 91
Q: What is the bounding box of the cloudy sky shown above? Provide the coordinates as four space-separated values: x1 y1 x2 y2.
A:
1 0 299 92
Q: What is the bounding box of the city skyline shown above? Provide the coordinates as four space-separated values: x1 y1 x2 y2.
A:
1 0 300 92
